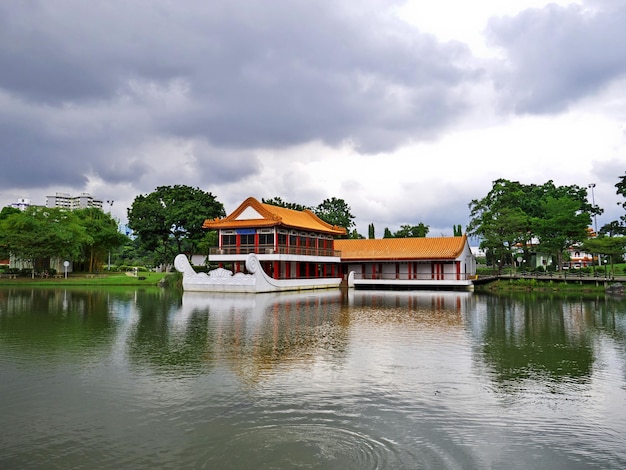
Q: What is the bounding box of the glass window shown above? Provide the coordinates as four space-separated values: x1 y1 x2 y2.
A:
259 233 274 245
240 234 255 245
222 234 236 246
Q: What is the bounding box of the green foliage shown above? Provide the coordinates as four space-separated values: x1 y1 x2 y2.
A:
0 206 92 276
582 235 626 278
113 237 157 268
313 197 355 233
262 196 357 236
262 197 311 211
468 179 596 268
74 207 128 272
599 220 626 236
127 185 225 265
532 195 591 267
348 229 364 239
392 223 429 238
612 172 626 228
453 224 462 236
383 227 393 238
368 223 375 239
616 172 626 208
0 206 21 220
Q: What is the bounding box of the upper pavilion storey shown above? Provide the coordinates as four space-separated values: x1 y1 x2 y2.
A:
203 197 347 236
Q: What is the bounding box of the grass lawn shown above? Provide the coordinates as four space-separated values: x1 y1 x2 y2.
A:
0 271 178 287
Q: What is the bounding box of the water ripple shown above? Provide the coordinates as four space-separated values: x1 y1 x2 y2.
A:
197 423 397 469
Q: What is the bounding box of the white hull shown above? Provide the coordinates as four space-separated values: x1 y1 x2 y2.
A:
174 253 347 293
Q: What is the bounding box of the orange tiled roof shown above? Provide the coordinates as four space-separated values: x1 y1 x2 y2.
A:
202 197 347 236
335 235 468 260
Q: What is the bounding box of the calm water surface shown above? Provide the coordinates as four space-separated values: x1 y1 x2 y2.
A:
1 287 625 469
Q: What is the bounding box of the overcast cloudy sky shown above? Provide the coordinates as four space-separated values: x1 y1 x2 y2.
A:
1 0 625 236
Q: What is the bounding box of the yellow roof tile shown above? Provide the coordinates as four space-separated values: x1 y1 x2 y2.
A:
203 197 347 236
335 235 468 260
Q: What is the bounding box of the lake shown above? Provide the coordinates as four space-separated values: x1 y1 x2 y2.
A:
1 287 625 469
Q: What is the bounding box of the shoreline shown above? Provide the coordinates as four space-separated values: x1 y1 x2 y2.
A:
0 272 176 287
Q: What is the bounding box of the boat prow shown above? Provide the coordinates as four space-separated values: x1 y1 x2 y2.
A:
174 253 343 293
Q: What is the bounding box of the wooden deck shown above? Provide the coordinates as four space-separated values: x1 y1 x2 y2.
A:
474 272 626 286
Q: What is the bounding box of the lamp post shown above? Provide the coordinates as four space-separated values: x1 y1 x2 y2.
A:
588 184 598 272
106 200 114 270
588 183 597 234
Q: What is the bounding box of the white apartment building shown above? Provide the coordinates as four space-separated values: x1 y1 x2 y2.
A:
10 198 32 211
46 192 103 210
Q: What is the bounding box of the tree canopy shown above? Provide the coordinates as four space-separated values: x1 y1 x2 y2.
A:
74 207 128 271
314 197 355 233
263 196 356 235
610 172 626 230
0 206 92 276
261 197 310 212
467 179 596 268
392 223 430 238
127 185 225 265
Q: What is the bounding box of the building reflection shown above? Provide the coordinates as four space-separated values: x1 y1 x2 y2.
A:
173 291 349 384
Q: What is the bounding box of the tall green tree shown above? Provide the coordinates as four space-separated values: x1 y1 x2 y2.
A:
613 172 626 227
368 223 375 239
582 235 626 278
314 197 355 234
127 185 225 265
532 196 591 269
383 227 393 238
468 179 597 270
0 206 90 277
393 223 429 238
468 180 532 269
74 207 128 272
599 221 626 236
0 207 21 260
348 229 365 239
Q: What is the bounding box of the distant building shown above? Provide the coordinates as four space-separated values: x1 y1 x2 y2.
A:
118 223 134 239
10 198 33 211
46 192 103 210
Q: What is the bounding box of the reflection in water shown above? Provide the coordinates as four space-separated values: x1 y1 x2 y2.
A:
1 287 625 469
0 288 120 361
471 294 595 386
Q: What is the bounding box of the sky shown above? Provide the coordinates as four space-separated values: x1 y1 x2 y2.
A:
1 0 625 237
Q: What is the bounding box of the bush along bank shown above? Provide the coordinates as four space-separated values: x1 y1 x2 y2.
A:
476 277 614 294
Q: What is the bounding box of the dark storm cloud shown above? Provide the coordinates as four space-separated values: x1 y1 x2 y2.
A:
486 2 626 113
0 0 479 180
0 120 87 187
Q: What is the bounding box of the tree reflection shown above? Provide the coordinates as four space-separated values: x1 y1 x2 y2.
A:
0 288 122 360
474 293 597 387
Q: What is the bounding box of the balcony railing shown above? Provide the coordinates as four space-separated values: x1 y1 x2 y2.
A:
210 246 341 257
355 273 474 281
